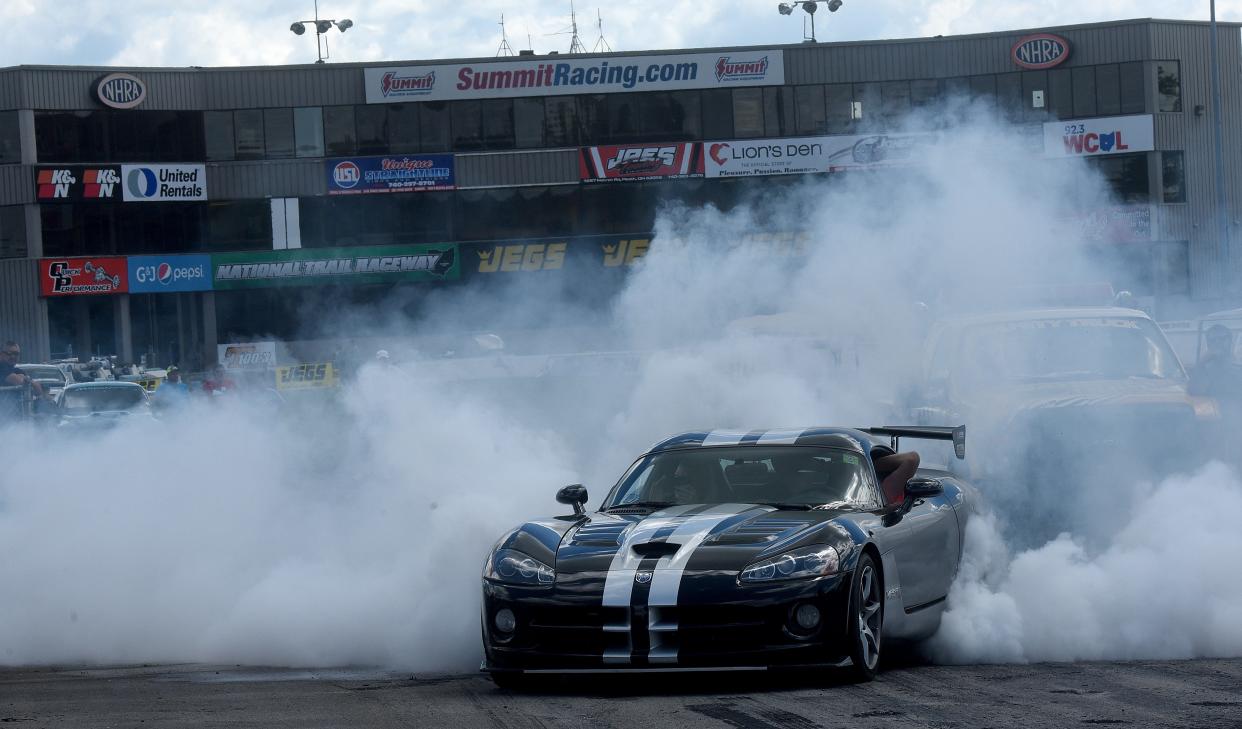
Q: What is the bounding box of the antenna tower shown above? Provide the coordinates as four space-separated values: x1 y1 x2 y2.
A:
548 1 587 54
592 9 613 53
496 13 516 56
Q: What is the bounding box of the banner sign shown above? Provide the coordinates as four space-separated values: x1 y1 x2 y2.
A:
1043 115 1154 158
365 50 784 103
128 254 213 293
211 244 460 290
326 154 456 194
218 342 277 370
39 256 129 297
35 166 123 202
705 133 933 178
120 164 207 201
579 143 703 182
1067 205 1154 243
275 363 339 390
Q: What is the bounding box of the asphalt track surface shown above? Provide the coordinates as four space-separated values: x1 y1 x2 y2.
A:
3 658 1242 728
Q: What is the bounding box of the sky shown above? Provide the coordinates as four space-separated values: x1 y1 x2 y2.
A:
4 0 1242 68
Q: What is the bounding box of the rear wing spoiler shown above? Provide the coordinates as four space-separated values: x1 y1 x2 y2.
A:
860 425 966 460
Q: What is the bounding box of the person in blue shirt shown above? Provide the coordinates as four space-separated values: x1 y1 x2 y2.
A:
153 366 190 408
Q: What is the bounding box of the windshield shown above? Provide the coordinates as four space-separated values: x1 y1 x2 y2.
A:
19 366 65 384
957 317 1185 383
606 446 874 509
62 386 147 413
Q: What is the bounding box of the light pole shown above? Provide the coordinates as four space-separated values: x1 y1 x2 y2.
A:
1208 0 1232 293
289 1 353 64
777 0 843 43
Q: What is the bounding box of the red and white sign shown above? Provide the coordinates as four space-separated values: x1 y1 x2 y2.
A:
39 257 129 297
1012 33 1071 70
364 51 783 103
1043 115 1154 158
580 143 703 182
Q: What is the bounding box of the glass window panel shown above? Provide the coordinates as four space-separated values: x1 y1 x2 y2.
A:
910 79 940 108
1048 68 1074 120
1119 62 1145 114
1162 151 1186 203
794 85 826 135
481 98 515 149
263 108 294 159
419 101 450 152
544 96 577 146
293 107 324 158
853 83 882 129
0 111 19 164
703 89 733 140
763 86 794 137
659 91 700 140
607 93 642 143
514 97 544 148
387 104 420 154
823 84 852 133
732 88 764 138
995 73 1023 121
1096 64 1121 116
578 94 609 144
880 81 911 125
1088 153 1149 203
0 205 27 259
232 109 264 160
322 105 357 156
1072 67 1098 117
969 75 996 107
1157 61 1181 112
451 100 484 151
354 104 389 155
203 110 235 161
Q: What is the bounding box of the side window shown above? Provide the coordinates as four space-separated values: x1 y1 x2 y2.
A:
1156 61 1182 112
856 458 883 510
1162 151 1186 203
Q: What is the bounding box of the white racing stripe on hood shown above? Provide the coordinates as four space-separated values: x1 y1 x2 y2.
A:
755 429 806 444
647 504 759 608
701 430 748 446
601 505 697 608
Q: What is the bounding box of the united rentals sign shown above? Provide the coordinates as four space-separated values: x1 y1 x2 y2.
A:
211 245 460 290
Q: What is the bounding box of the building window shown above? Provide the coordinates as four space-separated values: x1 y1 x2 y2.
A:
419 101 451 152
263 108 294 159
0 111 20 164
204 111 235 161
764 86 794 137
794 85 826 135
450 100 484 151
1162 151 1186 203
1088 153 1150 203
995 73 1022 121
0 205 26 259
513 97 544 149
354 105 389 155
233 109 264 160
702 89 733 140
910 79 940 110
293 107 324 158
387 104 420 154
1119 62 1145 114
206 200 271 250
1072 67 1097 117
323 106 357 156
1048 69 1073 119
1157 61 1182 112
578 94 609 144
732 88 764 138
36 110 202 162
968 75 996 109
1096 64 1121 116
544 96 578 146
481 99 515 149
880 81 911 124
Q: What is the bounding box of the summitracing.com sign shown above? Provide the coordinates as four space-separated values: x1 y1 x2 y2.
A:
211 245 460 290
364 51 784 103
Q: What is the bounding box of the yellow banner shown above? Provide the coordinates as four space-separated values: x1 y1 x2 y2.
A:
275 362 339 390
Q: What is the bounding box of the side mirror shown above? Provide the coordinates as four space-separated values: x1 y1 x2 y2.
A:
556 484 588 516
905 477 943 499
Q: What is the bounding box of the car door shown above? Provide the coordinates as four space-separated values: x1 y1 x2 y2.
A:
885 486 959 610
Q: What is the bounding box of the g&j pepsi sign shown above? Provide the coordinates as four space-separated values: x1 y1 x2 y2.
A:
127 254 213 293
1011 33 1070 70
94 72 147 109
325 154 456 195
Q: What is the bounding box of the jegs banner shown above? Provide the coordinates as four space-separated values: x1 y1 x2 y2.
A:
38 256 129 296
275 362 339 390
579 142 703 182
326 155 456 194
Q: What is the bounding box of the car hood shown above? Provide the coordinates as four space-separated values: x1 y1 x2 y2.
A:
499 505 857 576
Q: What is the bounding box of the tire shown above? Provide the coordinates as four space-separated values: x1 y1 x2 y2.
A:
488 671 529 690
846 552 883 682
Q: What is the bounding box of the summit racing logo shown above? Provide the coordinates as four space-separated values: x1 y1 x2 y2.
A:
380 69 436 98
715 55 770 82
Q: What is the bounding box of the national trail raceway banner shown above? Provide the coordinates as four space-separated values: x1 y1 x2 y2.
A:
211 245 460 290
579 143 704 182
705 133 935 178
365 51 784 103
326 154 456 194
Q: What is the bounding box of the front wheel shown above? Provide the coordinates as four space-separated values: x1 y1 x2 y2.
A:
846 553 883 682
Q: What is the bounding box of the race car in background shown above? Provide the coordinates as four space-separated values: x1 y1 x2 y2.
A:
482 425 972 685
57 381 155 429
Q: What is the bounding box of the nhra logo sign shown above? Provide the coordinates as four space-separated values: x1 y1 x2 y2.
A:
39 257 129 297
35 166 122 201
580 143 703 182
94 72 147 109
1011 34 1070 70
128 254 213 293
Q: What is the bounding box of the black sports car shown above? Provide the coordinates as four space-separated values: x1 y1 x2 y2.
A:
481 425 973 685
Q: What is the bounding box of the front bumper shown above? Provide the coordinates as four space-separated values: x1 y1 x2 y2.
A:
482 570 852 671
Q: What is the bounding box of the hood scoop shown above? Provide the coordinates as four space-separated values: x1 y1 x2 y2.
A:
712 517 813 545
630 541 681 558
569 520 630 547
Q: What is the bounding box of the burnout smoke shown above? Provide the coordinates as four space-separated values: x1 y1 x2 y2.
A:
2 112 1238 670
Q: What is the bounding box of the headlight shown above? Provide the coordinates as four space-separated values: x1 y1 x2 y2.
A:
484 549 555 586
740 545 840 583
